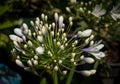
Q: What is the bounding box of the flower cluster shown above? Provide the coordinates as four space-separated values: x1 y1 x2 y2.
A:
9 13 105 76
68 0 120 20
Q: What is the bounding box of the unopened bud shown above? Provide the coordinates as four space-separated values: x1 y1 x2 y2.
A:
15 59 25 68
63 70 67 75
80 70 91 76
83 57 95 64
54 66 59 71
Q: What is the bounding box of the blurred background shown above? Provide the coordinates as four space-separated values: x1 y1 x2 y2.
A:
0 0 120 84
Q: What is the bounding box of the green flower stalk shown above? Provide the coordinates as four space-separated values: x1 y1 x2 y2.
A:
9 12 105 83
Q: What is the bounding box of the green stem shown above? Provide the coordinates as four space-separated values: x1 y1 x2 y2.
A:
66 66 75 84
53 71 58 84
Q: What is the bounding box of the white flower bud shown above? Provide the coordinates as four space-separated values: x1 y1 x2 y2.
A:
60 45 64 50
72 44 75 47
73 40 78 45
28 30 32 37
70 22 73 26
59 16 64 29
70 0 76 4
27 60 33 66
88 10 91 14
80 55 84 60
53 39 56 42
77 31 82 37
34 55 38 60
41 13 45 20
64 38 67 42
9 35 23 42
14 28 23 36
54 66 59 71
36 17 40 22
63 70 67 75
54 60 57 63
38 31 42 35
81 29 92 37
22 36 26 42
62 28 64 32
63 33 66 37
33 60 38 66
90 69 96 75
71 53 76 58
88 1 92 5
57 42 61 46
52 22 55 29
83 7 86 10
41 26 46 34
85 38 90 44
24 44 27 48
23 23 28 30
15 59 25 68
13 41 20 48
27 40 33 47
66 7 71 12
80 70 91 76
17 56 20 59
71 58 74 62
81 2 84 5
69 17 73 22
90 40 94 46
105 24 109 27
51 31 54 36
89 35 94 40
58 60 62 64
79 7 84 12
30 20 34 26
22 51 26 55
74 62 77 65
48 51 52 55
37 36 43 42
54 12 58 22
45 15 48 21
35 20 39 26
32 32 36 37
83 57 95 64
65 43 68 46
35 46 45 54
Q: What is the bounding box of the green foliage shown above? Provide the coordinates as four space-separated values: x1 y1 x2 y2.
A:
0 33 9 47
40 78 47 84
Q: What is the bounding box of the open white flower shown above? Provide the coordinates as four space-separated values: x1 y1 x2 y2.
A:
110 5 120 21
35 46 45 54
82 40 105 59
77 29 92 37
92 4 106 18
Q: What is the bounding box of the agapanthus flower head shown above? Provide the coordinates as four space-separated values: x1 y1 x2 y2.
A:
9 13 105 76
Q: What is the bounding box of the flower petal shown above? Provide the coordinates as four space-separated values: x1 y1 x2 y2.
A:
9 35 23 42
14 28 23 37
80 70 91 76
83 57 95 64
90 52 105 59
81 29 92 37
